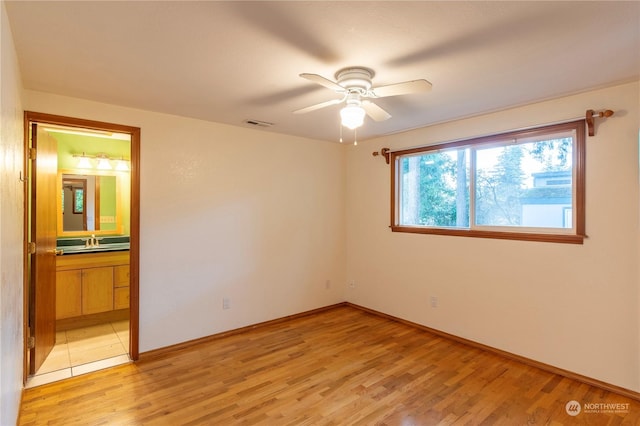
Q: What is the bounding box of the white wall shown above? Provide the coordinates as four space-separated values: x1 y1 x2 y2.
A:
0 1 24 424
346 81 640 392
23 90 347 352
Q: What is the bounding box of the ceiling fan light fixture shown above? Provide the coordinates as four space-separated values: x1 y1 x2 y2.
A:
340 105 365 129
297 67 430 136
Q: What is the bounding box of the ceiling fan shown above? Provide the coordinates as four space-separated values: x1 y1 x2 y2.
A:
293 67 432 129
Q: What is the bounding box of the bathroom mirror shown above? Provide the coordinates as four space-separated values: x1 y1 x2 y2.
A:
57 169 127 236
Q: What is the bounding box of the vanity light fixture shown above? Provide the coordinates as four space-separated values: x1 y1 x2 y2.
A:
96 154 112 170
76 153 92 169
115 158 130 171
73 153 130 171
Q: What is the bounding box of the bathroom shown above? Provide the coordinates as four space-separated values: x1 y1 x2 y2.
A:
27 124 132 387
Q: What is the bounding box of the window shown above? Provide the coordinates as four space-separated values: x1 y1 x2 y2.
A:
391 120 585 243
73 188 84 214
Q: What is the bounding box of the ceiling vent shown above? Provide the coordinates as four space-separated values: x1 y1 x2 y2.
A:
244 119 274 128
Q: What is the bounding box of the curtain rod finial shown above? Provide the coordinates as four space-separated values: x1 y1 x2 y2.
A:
586 109 614 136
372 148 391 164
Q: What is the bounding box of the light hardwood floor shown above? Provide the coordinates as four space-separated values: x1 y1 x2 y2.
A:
19 305 640 425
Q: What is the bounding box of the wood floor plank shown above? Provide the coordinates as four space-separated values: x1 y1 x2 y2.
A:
19 305 640 425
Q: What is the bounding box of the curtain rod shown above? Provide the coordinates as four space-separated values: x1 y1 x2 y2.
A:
372 109 614 164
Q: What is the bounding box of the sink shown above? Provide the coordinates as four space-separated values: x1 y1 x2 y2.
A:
56 236 130 255
58 242 130 255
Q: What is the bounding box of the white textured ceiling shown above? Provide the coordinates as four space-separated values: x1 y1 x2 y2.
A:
5 1 640 142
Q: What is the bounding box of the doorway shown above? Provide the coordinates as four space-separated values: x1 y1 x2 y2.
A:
23 112 140 385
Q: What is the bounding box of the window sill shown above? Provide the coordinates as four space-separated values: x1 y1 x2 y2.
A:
390 225 585 244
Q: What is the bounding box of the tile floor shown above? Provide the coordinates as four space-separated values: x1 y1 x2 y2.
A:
26 320 130 388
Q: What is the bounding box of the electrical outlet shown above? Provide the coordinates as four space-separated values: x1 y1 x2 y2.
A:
430 296 438 308
349 281 356 289
222 297 231 310
325 279 331 289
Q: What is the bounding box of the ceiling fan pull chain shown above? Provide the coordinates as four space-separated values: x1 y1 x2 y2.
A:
354 128 358 146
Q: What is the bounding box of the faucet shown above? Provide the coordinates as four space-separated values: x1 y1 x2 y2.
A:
84 234 102 248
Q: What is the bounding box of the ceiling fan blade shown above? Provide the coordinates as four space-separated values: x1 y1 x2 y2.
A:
300 73 345 92
362 101 391 122
293 98 344 114
371 79 432 98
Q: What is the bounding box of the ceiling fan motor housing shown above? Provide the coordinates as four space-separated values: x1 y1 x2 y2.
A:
345 92 362 106
335 67 374 91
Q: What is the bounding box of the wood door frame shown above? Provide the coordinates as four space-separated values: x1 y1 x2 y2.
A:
23 111 141 382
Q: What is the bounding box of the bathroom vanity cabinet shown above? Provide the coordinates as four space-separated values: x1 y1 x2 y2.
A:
55 251 130 320
113 265 131 310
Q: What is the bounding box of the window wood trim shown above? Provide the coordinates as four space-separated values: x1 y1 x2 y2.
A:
390 120 586 244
